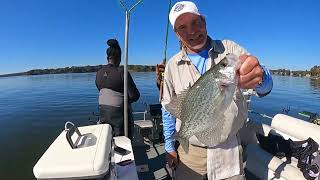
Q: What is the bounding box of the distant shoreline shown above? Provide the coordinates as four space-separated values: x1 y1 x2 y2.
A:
270 67 320 78
1 65 320 78
0 65 156 78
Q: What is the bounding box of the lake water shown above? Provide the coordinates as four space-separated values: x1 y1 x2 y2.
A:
0 72 319 179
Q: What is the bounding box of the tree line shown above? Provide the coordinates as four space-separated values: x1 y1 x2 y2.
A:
270 65 320 77
0 65 156 77
1 64 320 78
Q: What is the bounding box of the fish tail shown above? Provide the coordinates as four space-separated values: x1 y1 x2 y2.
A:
178 137 190 154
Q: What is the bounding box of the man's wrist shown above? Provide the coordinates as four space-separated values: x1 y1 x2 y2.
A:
255 65 273 96
164 140 176 153
258 64 265 86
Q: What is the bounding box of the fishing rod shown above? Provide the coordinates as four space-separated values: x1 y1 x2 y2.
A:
159 0 172 102
119 0 143 137
248 110 273 119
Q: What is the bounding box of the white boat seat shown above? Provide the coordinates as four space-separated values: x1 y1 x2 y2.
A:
134 120 156 142
133 111 157 142
133 105 163 142
243 114 320 180
246 144 305 180
134 120 154 128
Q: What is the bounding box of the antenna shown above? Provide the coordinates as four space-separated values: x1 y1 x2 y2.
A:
119 0 143 137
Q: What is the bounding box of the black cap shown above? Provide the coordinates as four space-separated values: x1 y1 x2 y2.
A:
106 39 121 59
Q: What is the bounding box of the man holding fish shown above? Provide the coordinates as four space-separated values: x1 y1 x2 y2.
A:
159 1 273 180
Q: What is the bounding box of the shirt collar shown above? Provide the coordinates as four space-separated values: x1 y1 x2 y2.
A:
178 36 224 64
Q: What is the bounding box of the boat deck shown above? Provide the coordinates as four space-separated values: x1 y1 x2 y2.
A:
131 134 259 180
132 137 171 180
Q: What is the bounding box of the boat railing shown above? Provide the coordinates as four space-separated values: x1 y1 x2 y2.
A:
132 110 148 120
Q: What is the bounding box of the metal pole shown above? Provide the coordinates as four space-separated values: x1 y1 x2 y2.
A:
119 0 142 137
123 11 129 137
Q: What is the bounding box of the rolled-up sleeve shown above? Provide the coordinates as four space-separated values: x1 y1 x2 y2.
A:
255 65 273 97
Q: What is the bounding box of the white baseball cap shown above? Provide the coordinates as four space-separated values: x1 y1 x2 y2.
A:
169 1 200 28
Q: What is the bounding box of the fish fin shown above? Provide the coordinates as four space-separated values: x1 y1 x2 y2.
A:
164 90 188 119
177 137 190 154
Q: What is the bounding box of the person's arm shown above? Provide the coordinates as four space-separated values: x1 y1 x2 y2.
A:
161 63 179 168
255 65 273 97
95 70 102 91
161 64 176 152
155 62 175 151
127 72 140 103
162 108 176 153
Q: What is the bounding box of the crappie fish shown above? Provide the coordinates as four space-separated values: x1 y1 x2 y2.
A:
165 54 245 153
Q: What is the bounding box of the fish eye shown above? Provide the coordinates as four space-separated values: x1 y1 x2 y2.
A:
220 58 228 67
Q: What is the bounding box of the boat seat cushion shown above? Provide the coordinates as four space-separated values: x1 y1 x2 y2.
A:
245 144 306 180
134 120 154 128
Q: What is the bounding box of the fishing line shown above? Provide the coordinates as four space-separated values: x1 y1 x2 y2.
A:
159 0 172 101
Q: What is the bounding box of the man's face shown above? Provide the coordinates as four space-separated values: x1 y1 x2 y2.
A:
174 13 207 52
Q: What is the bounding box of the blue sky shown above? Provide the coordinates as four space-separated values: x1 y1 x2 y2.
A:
0 0 319 75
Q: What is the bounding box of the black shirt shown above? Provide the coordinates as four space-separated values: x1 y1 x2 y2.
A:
95 64 140 103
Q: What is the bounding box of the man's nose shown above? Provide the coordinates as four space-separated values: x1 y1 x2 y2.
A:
186 25 197 35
